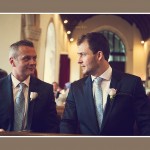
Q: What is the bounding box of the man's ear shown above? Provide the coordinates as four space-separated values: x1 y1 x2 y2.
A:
9 57 16 67
97 51 103 60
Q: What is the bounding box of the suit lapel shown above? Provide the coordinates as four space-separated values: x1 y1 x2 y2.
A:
101 69 122 131
84 76 100 134
27 77 37 130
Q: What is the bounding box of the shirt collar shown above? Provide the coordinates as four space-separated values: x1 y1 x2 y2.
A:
91 65 112 81
11 74 30 88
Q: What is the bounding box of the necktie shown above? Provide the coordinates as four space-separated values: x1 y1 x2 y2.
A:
94 77 103 129
14 83 25 131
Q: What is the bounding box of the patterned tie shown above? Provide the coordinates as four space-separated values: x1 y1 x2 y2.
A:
14 83 25 131
94 77 103 129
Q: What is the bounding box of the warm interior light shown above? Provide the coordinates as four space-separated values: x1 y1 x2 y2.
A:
67 31 71 34
141 40 145 44
64 20 68 24
70 38 74 42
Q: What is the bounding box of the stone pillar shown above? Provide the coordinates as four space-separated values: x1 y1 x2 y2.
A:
23 14 41 50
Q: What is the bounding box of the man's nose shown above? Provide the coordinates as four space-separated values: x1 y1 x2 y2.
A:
78 56 82 64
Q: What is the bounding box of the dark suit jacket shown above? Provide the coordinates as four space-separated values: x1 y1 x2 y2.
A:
60 70 150 136
0 75 59 133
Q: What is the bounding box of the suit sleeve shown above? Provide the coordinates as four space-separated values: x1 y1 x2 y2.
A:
133 77 150 135
30 84 59 133
44 85 60 133
47 86 59 133
60 84 78 134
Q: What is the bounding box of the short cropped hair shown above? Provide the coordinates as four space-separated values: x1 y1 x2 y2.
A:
9 40 34 59
77 32 110 60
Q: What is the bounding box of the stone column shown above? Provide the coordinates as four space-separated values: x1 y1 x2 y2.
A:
23 14 41 50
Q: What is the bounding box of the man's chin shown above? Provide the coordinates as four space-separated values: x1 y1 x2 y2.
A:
28 70 35 76
82 71 89 76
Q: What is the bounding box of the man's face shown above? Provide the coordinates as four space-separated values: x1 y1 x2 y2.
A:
10 46 37 81
53 83 58 91
78 40 100 76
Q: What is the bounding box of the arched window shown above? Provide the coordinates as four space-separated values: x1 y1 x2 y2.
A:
44 22 56 84
100 30 126 72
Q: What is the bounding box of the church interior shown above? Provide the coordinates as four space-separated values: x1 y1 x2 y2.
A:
0 13 150 92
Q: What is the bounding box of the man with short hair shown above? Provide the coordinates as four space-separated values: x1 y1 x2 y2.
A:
0 40 59 133
60 32 150 136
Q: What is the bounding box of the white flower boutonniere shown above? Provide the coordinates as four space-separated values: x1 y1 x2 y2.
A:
30 92 38 101
108 88 117 101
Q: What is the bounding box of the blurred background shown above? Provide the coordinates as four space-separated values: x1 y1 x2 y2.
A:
0 14 150 93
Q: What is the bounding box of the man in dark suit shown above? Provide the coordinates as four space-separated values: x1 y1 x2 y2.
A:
0 40 59 133
60 32 150 136
0 68 8 79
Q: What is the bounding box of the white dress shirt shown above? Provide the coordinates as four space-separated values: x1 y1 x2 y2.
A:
91 66 112 110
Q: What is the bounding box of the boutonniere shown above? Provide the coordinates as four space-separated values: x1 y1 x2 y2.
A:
30 92 38 101
108 88 117 101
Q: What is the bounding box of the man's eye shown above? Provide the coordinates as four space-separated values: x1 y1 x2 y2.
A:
78 53 86 57
33 57 37 61
23 57 30 61
23 56 37 62
82 53 86 56
23 56 30 61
